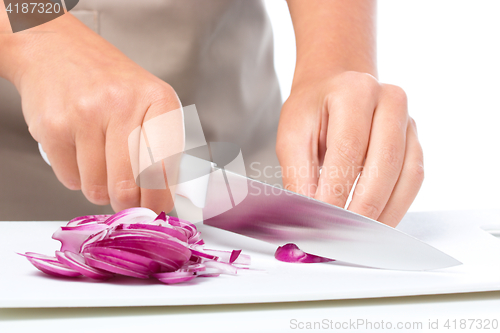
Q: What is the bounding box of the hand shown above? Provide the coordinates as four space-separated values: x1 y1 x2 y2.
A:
276 71 424 227
7 14 183 213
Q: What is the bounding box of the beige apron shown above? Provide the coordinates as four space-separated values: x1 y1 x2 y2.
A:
0 0 281 220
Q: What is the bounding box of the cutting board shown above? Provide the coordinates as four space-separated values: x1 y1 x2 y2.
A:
0 210 499 308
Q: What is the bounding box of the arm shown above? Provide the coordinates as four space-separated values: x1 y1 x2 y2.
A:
0 5 182 214
277 0 424 227
288 0 377 80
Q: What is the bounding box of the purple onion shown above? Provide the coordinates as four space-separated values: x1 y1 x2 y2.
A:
274 243 335 263
21 208 250 284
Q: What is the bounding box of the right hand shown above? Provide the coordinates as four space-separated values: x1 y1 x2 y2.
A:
2 13 183 213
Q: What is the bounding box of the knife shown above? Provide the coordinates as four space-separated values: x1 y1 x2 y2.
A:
39 143 462 271
175 152 462 271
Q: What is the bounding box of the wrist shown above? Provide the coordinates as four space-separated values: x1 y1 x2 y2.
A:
0 7 79 89
0 2 19 83
292 55 377 89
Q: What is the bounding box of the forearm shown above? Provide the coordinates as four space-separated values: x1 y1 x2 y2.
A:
287 0 377 83
0 4 82 88
0 1 20 83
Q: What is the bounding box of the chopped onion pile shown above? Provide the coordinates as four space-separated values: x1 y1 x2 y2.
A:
274 243 335 263
20 208 250 284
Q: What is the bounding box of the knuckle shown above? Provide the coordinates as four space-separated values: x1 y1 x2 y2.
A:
317 181 349 208
380 143 403 171
382 84 408 106
83 184 109 205
336 71 380 94
104 83 135 110
357 201 382 220
75 83 133 119
41 114 71 141
333 135 364 165
112 180 139 207
74 93 100 115
148 83 179 107
380 209 403 227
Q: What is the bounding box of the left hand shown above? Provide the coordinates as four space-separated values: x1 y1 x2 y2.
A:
276 71 424 227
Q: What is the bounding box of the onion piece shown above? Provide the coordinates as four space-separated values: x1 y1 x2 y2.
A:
53 224 108 253
202 249 251 265
157 274 196 284
83 246 160 273
274 243 335 263
229 249 242 264
18 252 60 263
28 257 82 277
83 254 149 279
104 207 158 226
67 214 111 226
21 209 250 284
202 260 238 276
56 251 113 280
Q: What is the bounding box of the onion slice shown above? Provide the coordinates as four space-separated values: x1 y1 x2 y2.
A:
28 258 82 278
56 251 113 280
21 209 250 284
274 243 335 263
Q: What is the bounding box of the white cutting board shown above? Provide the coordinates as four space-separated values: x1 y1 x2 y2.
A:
0 210 499 308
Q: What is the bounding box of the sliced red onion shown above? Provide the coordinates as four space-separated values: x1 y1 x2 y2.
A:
229 249 242 263
90 238 191 264
155 211 167 222
18 252 60 263
202 249 251 265
83 255 149 279
189 249 218 261
84 247 160 273
104 207 158 226
22 209 250 284
93 244 182 272
155 271 196 284
56 251 113 280
67 214 111 226
53 224 108 253
182 263 206 272
167 217 197 238
28 258 82 278
274 243 335 263
202 260 238 276
114 224 188 243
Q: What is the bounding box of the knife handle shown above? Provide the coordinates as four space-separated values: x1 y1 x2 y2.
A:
175 154 212 208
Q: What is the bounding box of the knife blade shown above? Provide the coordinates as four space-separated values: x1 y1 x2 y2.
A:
192 160 462 271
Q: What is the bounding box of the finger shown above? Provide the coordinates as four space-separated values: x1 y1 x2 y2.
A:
377 118 424 227
139 96 184 214
106 105 143 212
39 129 81 191
347 85 408 220
76 128 110 205
314 84 377 207
276 102 322 197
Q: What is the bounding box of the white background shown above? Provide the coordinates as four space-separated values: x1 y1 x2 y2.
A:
264 0 500 212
